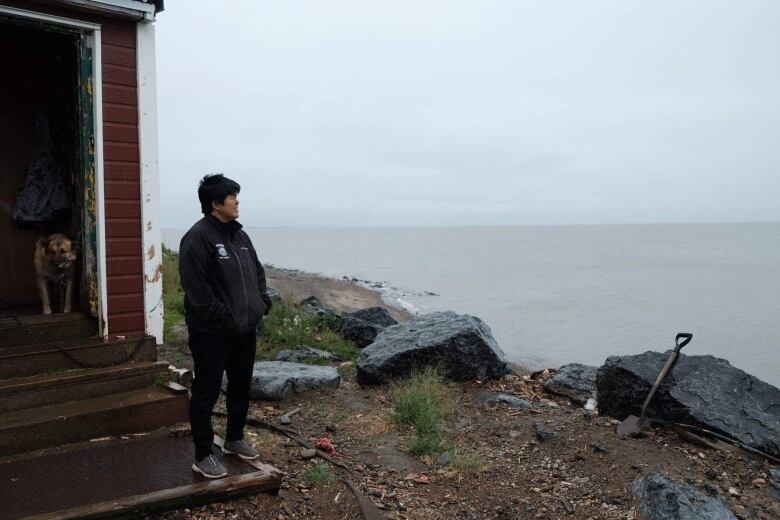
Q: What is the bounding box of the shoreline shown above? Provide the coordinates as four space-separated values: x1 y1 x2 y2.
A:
266 266 414 323
266 265 533 375
156 258 779 519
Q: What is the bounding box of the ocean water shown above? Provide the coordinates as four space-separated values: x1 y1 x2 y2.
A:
163 223 780 387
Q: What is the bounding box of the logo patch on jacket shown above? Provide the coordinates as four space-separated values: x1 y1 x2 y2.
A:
216 243 229 259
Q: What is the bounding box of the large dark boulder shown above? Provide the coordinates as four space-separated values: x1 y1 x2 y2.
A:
597 351 780 457
338 307 398 347
356 311 508 384
633 474 736 520
543 363 598 405
348 307 398 327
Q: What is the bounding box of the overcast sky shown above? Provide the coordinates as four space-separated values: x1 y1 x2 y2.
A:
156 1 779 228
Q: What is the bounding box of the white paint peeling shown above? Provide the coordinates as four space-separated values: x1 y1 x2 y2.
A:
138 21 163 343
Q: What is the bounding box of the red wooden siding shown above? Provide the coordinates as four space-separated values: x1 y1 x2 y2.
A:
5 1 146 337
101 21 145 337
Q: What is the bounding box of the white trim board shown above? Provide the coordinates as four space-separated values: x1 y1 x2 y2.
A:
137 21 163 343
0 5 100 29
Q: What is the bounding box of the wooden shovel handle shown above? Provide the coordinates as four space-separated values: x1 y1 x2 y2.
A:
639 333 692 420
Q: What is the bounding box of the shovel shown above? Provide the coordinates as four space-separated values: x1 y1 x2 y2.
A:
616 332 692 437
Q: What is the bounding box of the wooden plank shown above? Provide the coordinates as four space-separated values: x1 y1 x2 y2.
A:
102 43 136 68
104 160 140 181
105 179 141 200
106 312 145 335
22 470 282 520
106 237 142 257
106 199 141 219
0 388 187 456
103 104 139 126
107 257 142 276
0 313 97 348
105 218 141 238
103 121 138 143
102 63 137 87
101 23 136 49
107 275 143 296
107 293 144 314
0 336 155 379
103 84 137 106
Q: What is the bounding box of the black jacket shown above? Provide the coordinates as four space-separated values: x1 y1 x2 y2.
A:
179 215 272 337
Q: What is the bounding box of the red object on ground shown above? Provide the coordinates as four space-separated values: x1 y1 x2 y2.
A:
315 437 336 454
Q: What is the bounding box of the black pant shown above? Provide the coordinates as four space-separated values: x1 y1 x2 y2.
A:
188 327 256 461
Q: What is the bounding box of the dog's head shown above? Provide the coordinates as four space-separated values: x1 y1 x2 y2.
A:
38 234 79 270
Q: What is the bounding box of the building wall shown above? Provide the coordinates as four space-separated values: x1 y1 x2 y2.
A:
4 1 146 336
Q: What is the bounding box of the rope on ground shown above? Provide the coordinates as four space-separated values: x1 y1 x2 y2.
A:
213 412 352 472
339 478 386 520
214 412 384 520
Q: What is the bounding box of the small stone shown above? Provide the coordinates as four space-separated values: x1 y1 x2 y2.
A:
727 487 740 496
752 478 765 486
533 421 559 442
436 452 452 467
706 468 719 479
300 448 317 460
279 415 291 426
590 440 609 453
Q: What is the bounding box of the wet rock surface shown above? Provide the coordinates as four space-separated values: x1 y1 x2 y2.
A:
275 346 342 363
266 287 282 302
299 296 338 319
356 311 508 384
597 351 780 457
476 391 533 409
338 307 398 347
633 473 737 520
241 361 341 401
543 363 598 404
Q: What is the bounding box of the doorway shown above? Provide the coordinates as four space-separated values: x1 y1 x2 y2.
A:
0 16 97 319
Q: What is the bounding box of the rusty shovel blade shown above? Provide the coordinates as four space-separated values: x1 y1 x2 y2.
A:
616 333 692 438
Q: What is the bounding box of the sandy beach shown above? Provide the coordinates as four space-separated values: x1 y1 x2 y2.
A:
266 266 413 323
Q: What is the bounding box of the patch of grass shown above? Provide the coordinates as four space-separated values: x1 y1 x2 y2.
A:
302 462 334 489
162 246 185 342
409 434 444 456
448 448 487 474
391 367 454 456
161 247 359 364
257 299 360 362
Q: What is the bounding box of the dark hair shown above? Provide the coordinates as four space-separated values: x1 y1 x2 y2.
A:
197 174 240 215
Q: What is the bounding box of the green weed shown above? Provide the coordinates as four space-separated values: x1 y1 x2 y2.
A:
256 299 359 362
302 462 334 489
391 367 454 456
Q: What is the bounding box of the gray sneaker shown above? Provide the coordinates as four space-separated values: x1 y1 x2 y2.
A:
222 439 259 460
192 454 228 479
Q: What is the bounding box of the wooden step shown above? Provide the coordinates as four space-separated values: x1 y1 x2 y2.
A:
0 386 189 456
0 335 157 378
0 312 97 348
0 361 170 413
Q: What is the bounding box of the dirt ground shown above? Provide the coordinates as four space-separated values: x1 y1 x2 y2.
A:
155 272 779 520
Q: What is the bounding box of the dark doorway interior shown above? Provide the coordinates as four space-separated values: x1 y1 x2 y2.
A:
0 20 83 314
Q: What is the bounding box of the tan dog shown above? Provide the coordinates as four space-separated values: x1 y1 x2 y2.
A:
34 233 79 314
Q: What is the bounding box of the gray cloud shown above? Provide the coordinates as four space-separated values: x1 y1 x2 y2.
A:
157 0 780 228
